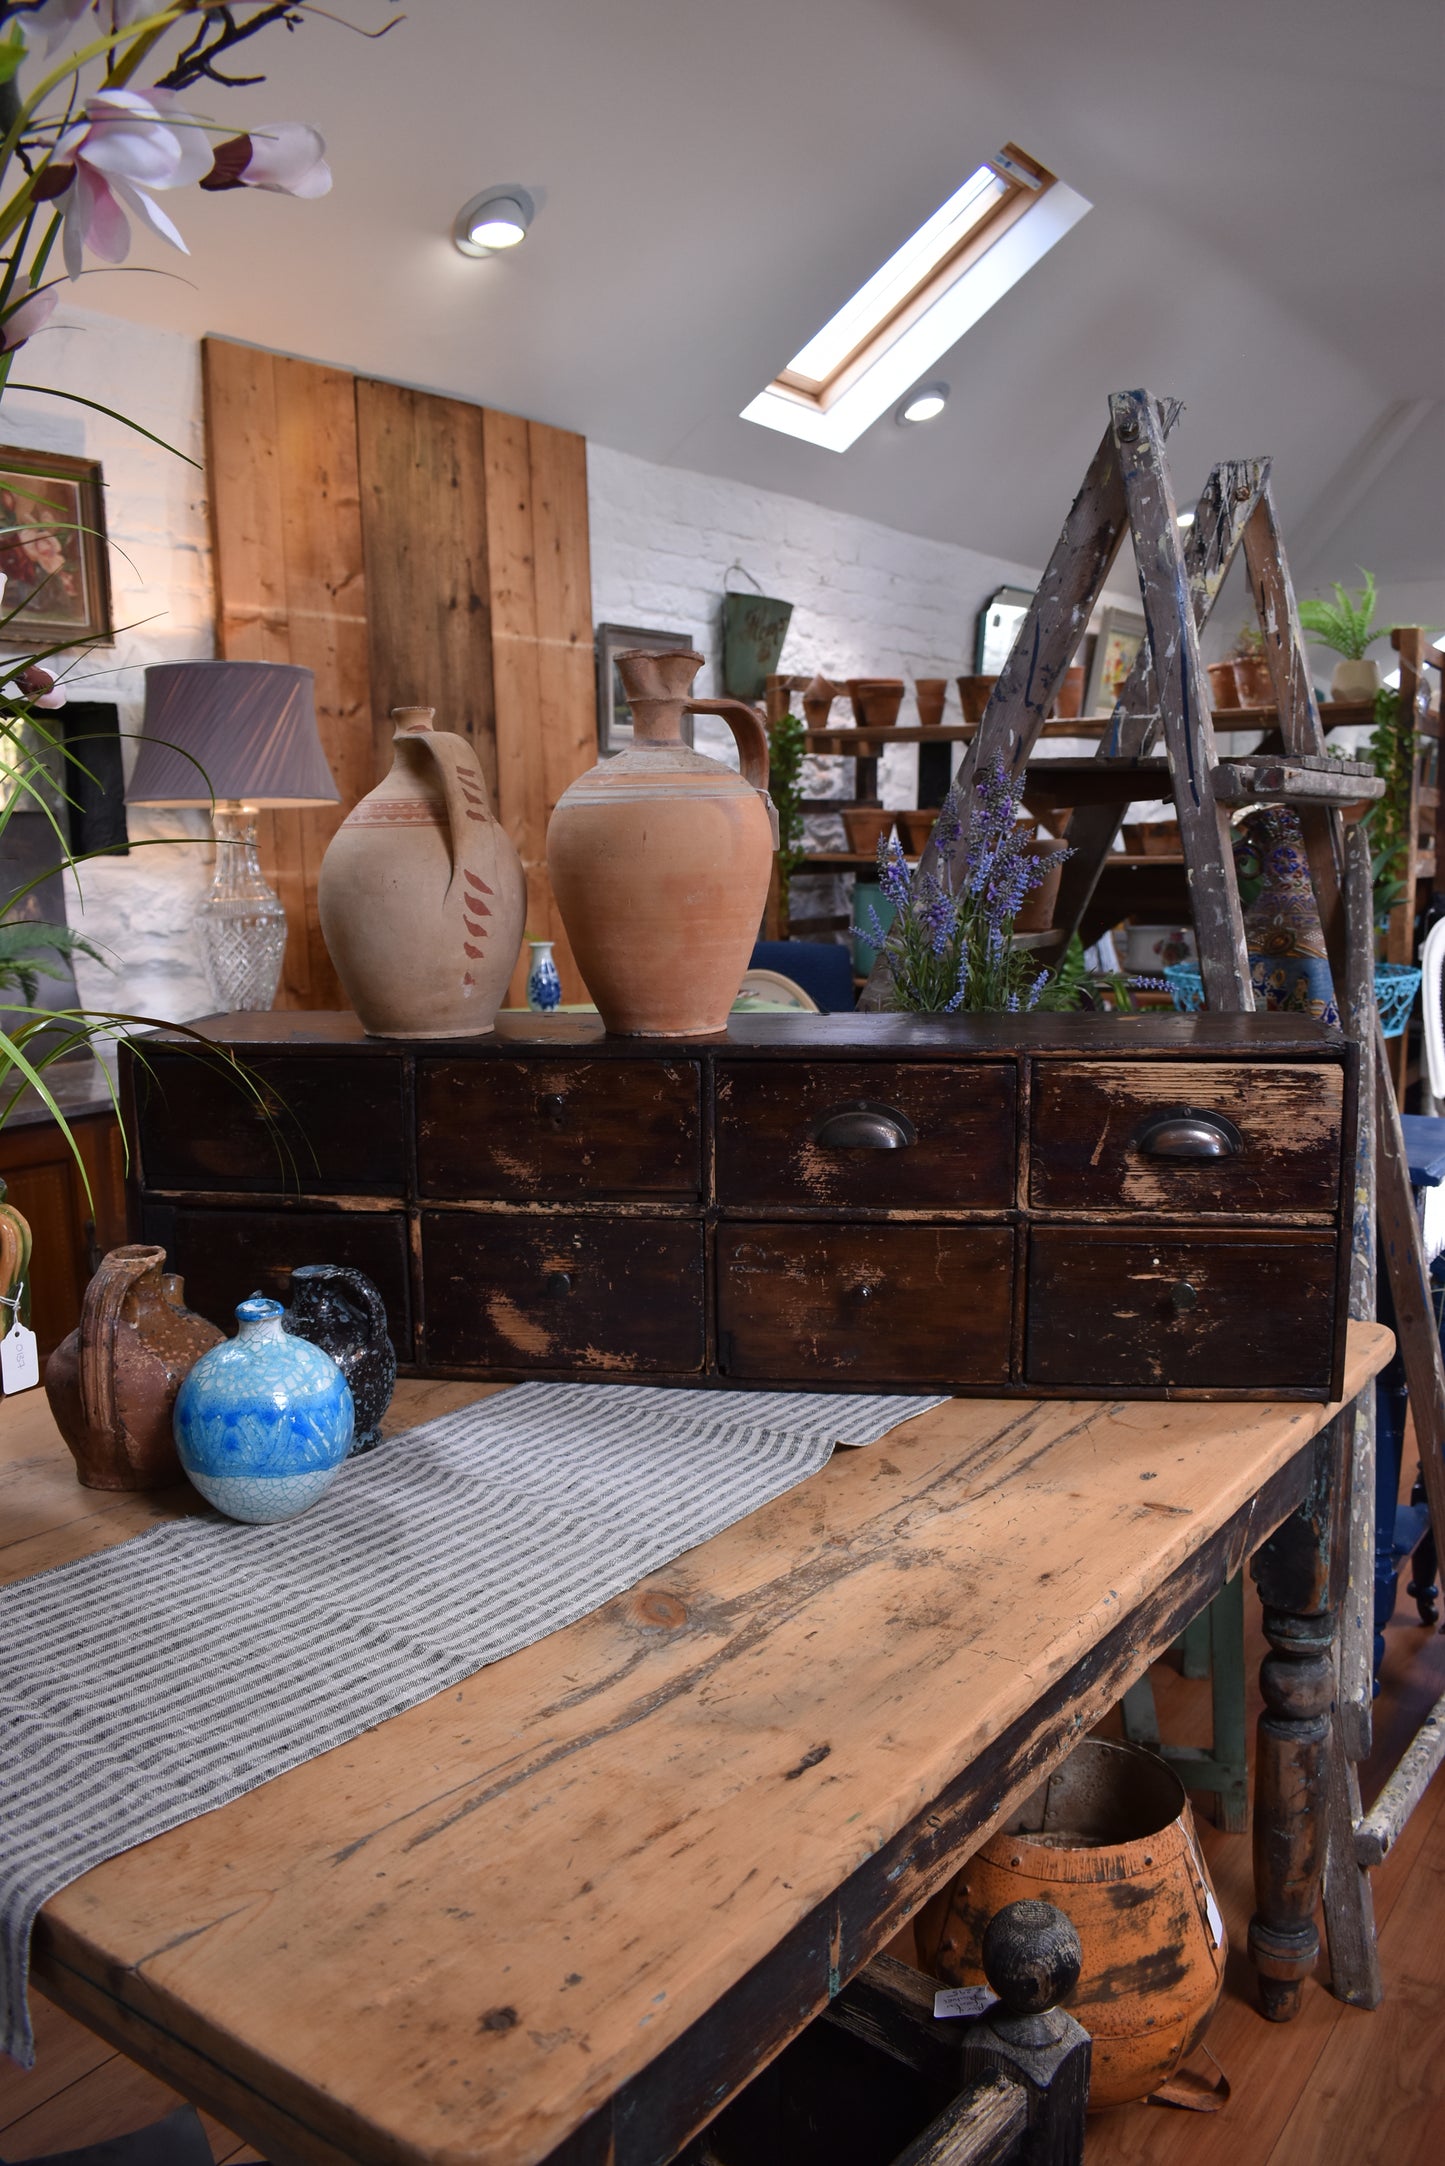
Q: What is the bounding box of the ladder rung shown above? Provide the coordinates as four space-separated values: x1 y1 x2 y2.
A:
1213 759 1385 807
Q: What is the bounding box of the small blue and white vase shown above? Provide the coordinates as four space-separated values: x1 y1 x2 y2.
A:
174 1295 354 1523
526 937 562 1013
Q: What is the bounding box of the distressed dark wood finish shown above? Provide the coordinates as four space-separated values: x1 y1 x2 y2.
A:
122 1012 1356 1399
133 1049 407 1197
1108 391 1254 1010
137 1200 413 1358
715 1061 1016 1213
1248 1412 1351 2020
417 1056 701 1200
421 1209 706 1373
717 1224 1014 1385
9 1329 1387 2166
1025 1229 1338 1394
1028 1060 1343 1215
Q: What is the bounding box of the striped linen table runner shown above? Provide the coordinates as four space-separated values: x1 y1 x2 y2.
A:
0 1380 942 2065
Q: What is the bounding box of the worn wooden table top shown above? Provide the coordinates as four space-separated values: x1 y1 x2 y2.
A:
0 1327 1391 2166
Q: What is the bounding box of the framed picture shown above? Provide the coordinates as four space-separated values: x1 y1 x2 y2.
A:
595 622 696 755
1084 607 1148 716
975 585 1034 675
0 447 113 649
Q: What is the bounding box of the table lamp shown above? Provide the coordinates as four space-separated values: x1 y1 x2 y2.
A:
128 661 339 1011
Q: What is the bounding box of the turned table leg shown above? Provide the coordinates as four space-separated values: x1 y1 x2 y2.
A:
1247 1411 1350 2022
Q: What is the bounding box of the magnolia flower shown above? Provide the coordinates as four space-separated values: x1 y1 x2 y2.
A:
37 89 212 278
0 285 60 353
30 0 153 59
201 123 332 200
9 664 67 712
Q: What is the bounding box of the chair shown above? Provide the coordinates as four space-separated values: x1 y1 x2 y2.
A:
0 2105 220 2166
748 940 855 1013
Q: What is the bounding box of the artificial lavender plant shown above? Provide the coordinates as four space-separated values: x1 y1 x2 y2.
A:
867 754 1067 1013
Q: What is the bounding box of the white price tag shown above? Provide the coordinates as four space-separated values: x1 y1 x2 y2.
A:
932 1984 999 2020
1204 1886 1225 1949
1 1319 39 1393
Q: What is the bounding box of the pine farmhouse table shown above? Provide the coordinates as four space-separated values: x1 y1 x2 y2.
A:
0 1323 1391 2166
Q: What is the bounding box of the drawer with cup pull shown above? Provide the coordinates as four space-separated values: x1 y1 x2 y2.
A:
1028 1061 1345 1216
420 1210 706 1373
715 1061 1016 1212
1023 1227 1340 1393
717 1222 1014 1384
417 1057 702 1200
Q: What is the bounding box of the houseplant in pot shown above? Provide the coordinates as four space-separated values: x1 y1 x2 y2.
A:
1298 570 1404 701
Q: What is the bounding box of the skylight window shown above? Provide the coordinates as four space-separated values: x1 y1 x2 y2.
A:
742 144 1090 453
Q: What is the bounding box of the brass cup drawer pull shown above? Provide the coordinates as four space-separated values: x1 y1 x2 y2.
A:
1135 1109 1243 1161
812 1102 917 1151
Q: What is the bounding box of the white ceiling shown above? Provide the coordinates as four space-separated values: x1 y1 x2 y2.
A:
77 0 1445 580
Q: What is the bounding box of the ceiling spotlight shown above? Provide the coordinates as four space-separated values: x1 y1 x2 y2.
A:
453 186 536 258
896 381 949 425
1177 510 1196 528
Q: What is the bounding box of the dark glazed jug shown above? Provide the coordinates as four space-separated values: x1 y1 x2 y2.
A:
281 1264 396 1453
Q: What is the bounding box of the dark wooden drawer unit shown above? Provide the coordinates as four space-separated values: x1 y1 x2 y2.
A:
421 1212 705 1375
718 1224 1013 1385
122 1010 1356 1398
1024 1229 1339 1393
716 1060 1015 1212
1030 1061 1344 1216
418 1056 700 1200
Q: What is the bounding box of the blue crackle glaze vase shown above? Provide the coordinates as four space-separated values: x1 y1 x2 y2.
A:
173 1295 354 1523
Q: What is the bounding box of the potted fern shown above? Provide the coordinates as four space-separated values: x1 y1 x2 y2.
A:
1297 571 1402 702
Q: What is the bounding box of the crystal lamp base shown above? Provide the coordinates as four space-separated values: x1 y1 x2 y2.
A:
196 809 288 1012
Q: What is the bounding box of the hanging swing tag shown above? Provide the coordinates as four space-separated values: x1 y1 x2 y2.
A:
1 1316 38 1393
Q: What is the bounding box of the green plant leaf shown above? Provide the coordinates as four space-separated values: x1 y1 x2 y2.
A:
0 27 27 85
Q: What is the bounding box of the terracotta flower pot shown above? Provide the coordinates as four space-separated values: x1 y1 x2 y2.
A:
842 806 893 858
45 1244 223 1491
1232 655 1274 707
1206 659 1241 712
547 649 776 1036
800 673 838 731
1014 842 1067 934
897 807 935 855
1050 665 1087 721
319 708 526 1038
914 678 948 728
917 1739 1225 2110
847 678 905 729
956 675 998 730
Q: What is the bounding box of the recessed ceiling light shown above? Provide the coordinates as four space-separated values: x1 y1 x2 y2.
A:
897 382 949 425
454 186 535 258
1177 510 1195 528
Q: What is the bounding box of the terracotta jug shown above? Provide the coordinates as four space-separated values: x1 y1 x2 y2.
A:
0 1176 32 1336
547 650 778 1036
318 706 526 1038
916 1739 1225 2109
45 1244 223 1491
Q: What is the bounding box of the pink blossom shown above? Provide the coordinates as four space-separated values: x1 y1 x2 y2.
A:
201 123 332 200
39 89 211 279
0 285 59 353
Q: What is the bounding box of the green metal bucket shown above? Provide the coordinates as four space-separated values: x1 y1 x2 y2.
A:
722 591 793 701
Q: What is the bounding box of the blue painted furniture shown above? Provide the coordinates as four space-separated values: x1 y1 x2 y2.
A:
1373 1116 1444 1678
747 940 855 1013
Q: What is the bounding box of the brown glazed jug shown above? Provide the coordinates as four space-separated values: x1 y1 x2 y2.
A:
547 650 777 1035
45 1245 224 1490
318 706 526 1037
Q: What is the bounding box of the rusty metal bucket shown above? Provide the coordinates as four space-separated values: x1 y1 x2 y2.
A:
915 1738 1226 2109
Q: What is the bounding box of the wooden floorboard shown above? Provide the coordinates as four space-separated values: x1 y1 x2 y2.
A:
3 1582 1439 2165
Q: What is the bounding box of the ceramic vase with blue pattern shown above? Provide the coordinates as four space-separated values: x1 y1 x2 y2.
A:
526 938 562 1012
174 1295 354 1523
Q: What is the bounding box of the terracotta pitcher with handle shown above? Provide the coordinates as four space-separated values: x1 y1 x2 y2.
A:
318 706 526 1038
547 650 777 1035
45 1244 224 1490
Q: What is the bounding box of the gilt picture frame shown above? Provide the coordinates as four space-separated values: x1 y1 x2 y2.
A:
0 446 113 650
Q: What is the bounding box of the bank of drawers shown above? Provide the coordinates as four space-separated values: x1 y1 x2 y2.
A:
130 1034 1351 1398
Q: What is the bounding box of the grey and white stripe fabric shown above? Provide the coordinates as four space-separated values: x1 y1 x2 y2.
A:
0 1380 941 2066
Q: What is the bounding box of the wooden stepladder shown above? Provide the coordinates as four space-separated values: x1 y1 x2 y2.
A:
877 389 1445 2010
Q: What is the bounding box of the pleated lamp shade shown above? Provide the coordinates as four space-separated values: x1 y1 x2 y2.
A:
128 661 339 808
